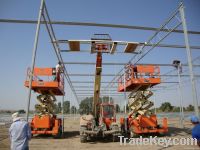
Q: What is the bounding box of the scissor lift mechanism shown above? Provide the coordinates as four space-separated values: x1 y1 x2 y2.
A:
118 64 168 136
24 67 64 137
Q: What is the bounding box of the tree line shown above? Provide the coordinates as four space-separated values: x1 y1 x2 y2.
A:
151 102 197 113
78 96 120 114
32 98 198 114
33 101 77 114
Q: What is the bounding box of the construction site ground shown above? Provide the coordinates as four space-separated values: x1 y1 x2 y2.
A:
0 115 199 150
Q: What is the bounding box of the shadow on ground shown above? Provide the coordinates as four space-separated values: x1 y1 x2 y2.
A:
63 131 79 138
166 126 191 137
32 131 80 139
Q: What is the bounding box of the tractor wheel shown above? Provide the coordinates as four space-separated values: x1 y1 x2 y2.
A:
130 126 137 138
112 125 119 142
112 134 118 142
80 126 87 143
53 126 62 139
130 131 137 138
80 135 87 143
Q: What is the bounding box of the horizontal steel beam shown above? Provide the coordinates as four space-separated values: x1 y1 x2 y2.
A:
60 49 138 54
75 89 117 91
76 93 124 95
77 94 125 96
145 43 200 50
71 81 178 83
0 19 200 35
60 43 200 52
64 62 200 67
73 86 118 88
72 81 117 83
68 74 200 77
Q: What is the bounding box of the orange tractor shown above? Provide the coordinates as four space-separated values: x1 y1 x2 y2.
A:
79 34 121 142
118 64 168 137
24 67 64 138
80 102 120 142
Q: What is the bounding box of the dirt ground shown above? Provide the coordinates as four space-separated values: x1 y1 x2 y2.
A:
0 117 199 150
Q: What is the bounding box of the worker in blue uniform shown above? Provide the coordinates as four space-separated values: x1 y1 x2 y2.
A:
190 115 200 147
9 112 31 150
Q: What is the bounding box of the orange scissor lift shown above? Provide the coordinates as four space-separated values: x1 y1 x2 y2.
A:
24 67 64 138
118 64 168 136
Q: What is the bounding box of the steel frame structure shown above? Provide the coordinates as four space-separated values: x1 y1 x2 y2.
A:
1 19 200 35
102 3 199 118
22 0 200 126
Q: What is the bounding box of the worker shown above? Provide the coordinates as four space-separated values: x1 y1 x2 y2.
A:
133 65 138 78
9 112 31 150
55 62 62 82
190 115 200 147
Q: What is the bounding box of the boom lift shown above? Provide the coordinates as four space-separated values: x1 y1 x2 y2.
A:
24 67 64 138
79 34 120 142
118 64 168 136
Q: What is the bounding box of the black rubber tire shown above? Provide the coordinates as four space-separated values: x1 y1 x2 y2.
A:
80 135 87 143
112 125 119 142
80 126 87 143
112 135 119 142
53 126 62 139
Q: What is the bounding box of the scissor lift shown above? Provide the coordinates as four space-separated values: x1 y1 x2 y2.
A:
24 67 64 137
118 64 168 136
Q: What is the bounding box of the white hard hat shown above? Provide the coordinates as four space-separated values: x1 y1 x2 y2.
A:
12 112 21 122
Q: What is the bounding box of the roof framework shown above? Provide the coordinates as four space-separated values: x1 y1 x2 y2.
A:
2 0 199 120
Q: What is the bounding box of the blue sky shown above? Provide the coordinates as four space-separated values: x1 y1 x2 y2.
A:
0 0 199 110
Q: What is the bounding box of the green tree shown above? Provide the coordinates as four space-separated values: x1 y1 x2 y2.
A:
58 102 62 113
159 102 173 112
63 101 70 114
71 106 77 114
100 96 114 103
79 97 93 114
187 104 194 111
18 109 26 114
172 106 180 112
79 96 115 114
54 103 60 114
115 104 120 113
122 104 129 112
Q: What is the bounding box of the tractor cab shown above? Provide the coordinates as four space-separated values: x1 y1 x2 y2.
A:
98 103 116 128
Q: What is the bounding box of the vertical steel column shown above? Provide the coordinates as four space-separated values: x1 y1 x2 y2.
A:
25 0 44 121
123 70 127 114
179 4 199 118
109 86 111 103
70 92 72 117
177 65 184 128
153 92 157 114
62 95 64 134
